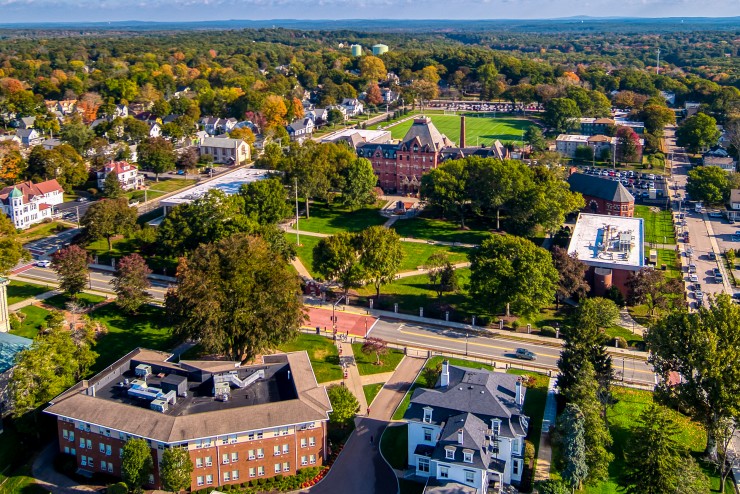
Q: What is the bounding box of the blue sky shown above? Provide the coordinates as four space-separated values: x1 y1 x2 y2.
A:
0 0 738 23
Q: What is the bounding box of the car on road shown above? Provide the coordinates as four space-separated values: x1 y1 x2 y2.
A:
77 197 88 203
35 260 51 268
685 246 694 256
514 348 537 361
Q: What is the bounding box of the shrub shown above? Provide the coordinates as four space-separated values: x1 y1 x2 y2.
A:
9 313 21 332
511 320 520 330
87 188 99 196
539 326 557 337
524 440 536 464
108 482 128 494
615 336 628 349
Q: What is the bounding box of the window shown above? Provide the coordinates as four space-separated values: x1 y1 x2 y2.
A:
196 458 203 468
223 471 230 482
71 448 76 456
64 446 70 454
100 461 107 470
99 443 105 453
69 432 74 442
203 438 212 447
232 470 239 480
222 453 229 464
513 460 521 476
197 476 204 487
63 430 68 439
206 475 213 485
491 419 501 435
229 434 238 444
301 438 307 448
86 439 92 450
423 407 433 423
257 448 264 459
417 457 430 473
249 468 256 478
81 457 87 467
439 466 449 479
445 448 455 460
248 450 255 460
512 438 521 455
88 457 94 467
205 456 212 467
463 452 473 463
119 448 123 458
231 452 238 463
247 433 255 441
423 429 432 442
222 437 229 445
309 454 316 464
274 445 281 456
283 462 290 472
309 437 315 447
80 438 85 449
256 432 263 439
106 445 111 456
275 463 281 474
107 463 113 474
104 429 111 438
465 470 475 484
257 466 264 477
301 456 308 466
282 444 289 454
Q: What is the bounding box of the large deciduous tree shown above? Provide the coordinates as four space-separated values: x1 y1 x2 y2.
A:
544 97 581 133
239 177 291 225
676 112 721 154
646 294 740 458
551 246 589 307
615 126 641 163
327 384 360 427
51 245 90 297
0 140 26 186
340 158 377 210
357 226 404 299
626 267 684 318
111 253 152 314
0 214 30 275
312 232 363 298
160 447 194 493
524 126 547 154
26 144 87 190
82 198 138 251
469 234 558 318
424 253 459 297
686 164 730 205
166 234 305 361
138 137 176 181
121 438 154 492
358 56 387 82
361 337 389 365
420 160 469 228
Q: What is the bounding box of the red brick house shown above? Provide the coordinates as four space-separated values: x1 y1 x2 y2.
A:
567 173 635 217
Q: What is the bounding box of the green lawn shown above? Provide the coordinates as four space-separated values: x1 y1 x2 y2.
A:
277 333 342 383
88 303 176 372
16 221 69 243
10 305 51 339
363 383 384 406
351 343 404 375
297 201 387 235
85 235 177 274
7 281 49 305
388 115 535 147
43 292 106 310
604 325 644 348
550 386 735 494
392 215 492 245
295 236 471 279
380 423 408 470
635 205 676 246
129 178 197 202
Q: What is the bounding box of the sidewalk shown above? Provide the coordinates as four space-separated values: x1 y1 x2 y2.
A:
618 309 647 337
8 289 59 311
534 378 558 482
339 341 368 414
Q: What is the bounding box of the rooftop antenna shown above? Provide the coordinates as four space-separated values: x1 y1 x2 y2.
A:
656 49 660 75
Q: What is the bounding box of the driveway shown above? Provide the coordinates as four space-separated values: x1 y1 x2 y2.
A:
31 442 97 494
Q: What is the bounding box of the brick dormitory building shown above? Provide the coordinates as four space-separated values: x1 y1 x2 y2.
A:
44 348 332 490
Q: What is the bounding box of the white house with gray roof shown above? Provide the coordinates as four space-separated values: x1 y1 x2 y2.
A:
404 361 529 493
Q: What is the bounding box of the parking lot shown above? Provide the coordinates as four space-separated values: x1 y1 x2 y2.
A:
578 166 670 200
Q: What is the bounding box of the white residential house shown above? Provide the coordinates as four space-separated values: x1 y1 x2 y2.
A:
340 98 364 117
729 190 740 220
702 146 737 172
0 180 64 229
307 108 329 126
200 117 238 135
198 136 250 165
287 118 315 139
96 161 144 191
16 129 42 147
114 105 129 118
404 361 529 493
148 122 162 138
327 105 348 121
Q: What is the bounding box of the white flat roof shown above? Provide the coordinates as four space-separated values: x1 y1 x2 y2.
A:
160 168 273 207
568 213 645 271
320 128 391 143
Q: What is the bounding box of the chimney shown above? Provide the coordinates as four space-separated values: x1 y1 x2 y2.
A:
515 379 523 406
460 115 466 148
457 429 464 445
440 360 450 387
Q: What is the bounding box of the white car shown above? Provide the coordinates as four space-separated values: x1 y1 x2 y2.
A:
689 274 699 283
35 260 51 268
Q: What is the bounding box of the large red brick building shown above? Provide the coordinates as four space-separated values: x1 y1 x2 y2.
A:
567 173 635 217
45 349 332 491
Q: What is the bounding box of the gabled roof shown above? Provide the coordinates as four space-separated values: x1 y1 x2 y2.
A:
102 161 138 175
567 173 634 203
200 136 245 149
401 117 454 151
0 179 63 205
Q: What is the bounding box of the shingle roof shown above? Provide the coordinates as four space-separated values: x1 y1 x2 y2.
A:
401 117 454 151
0 179 63 205
567 173 634 203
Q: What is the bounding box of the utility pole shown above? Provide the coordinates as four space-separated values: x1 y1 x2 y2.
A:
656 48 660 75
76 205 80 228
294 177 300 246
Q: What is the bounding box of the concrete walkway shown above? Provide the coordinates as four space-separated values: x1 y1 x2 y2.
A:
534 378 558 482
302 356 426 494
339 341 369 414
291 257 312 278
8 289 59 311
382 215 399 228
618 309 648 337
285 227 478 249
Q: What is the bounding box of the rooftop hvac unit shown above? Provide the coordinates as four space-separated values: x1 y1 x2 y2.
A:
128 385 164 401
150 399 168 413
135 364 152 377
213 381 231 398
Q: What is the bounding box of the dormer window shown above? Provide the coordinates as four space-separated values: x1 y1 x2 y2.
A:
463 450 474 463
445 446 455 460
491 419 501 436
423 407 433 423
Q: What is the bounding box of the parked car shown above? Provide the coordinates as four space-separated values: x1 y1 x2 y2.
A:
688 263 697 273
35 259 51 268
77 197 88 203
695 289 704 302
514 348 537 361
689 273 699 283
708 252 716 260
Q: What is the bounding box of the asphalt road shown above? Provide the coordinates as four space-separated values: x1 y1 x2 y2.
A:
368 319 655 386
16 266 171 302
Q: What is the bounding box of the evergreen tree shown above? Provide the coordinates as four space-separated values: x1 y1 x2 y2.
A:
558 403 588 491
102 170 125 198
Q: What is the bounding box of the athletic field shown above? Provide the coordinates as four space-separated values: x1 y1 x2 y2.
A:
388 114 535 147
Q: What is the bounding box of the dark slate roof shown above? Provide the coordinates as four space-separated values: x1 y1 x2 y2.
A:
432 412 489 469
356 142 398 160
439 141 508 163
400 117 453 151
567 173 634 203
704 146 731 158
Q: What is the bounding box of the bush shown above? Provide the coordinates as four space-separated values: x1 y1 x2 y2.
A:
87 188 98 196
615 336 628 349
42 217 53 224
108 482 128 494
606 285 625 306
539 326 557 337
524 440 536 464
511 320 520 330
9 313 21 332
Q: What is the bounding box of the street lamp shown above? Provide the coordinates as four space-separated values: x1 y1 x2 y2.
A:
465 330 469 356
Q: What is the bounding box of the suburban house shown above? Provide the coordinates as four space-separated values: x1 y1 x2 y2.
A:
403 361 529 493
568 212 645 297
340 98 364 117
0 179 64 229
685 102 701 117
356 116 454 194
96 161 145 191
15 128 42 147
114 105 129 118
148 122 162 138
14 116 36 129
307 109 329 126
729 189 740 220
44 348 332 491
198 136 250 165
200 117 238 135
702 146 737 172
42 138 62 150
567 173 635 217
287 118 315 140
